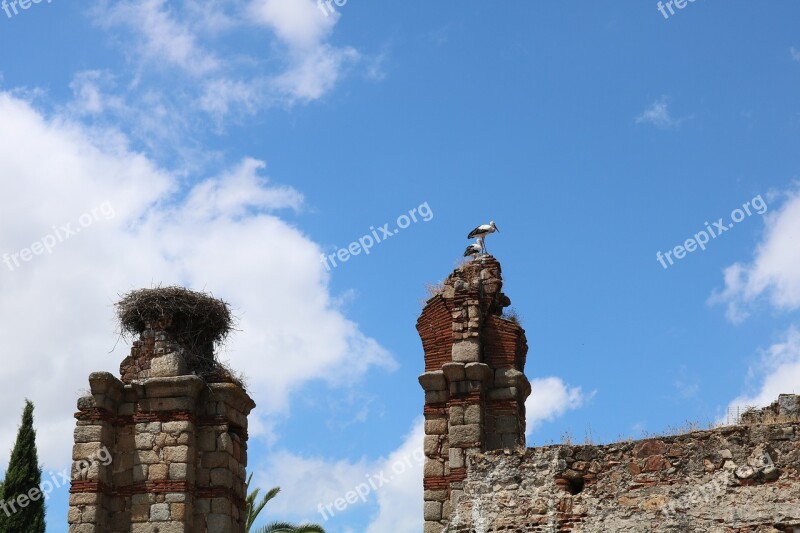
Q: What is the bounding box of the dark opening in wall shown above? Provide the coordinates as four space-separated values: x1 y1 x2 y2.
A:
567 477 585 495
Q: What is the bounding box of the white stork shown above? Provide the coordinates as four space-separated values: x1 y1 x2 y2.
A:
463 240 482 258
467 221 499 254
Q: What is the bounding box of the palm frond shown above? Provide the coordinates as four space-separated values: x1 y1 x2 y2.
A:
255 522 325 533
245 474 324 533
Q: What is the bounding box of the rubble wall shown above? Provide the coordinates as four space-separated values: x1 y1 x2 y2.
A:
447 397 800 532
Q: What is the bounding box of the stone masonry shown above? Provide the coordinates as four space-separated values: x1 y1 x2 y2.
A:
419 257 800 532
69 299 255 532
446 397 800 532
417 255 532 532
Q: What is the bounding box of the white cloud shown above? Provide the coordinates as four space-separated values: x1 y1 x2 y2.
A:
791 47 800 62
197 78 263 122
93 0 220 76
710 188 800 321
0 92 394 472
250 419 424 533
636 96 687 130
248 0 359 103
525 377 591 434
248 0 337 50
65 70 209 167
89 0 361 124
273 44 359 102
724 326 800 417
365 420 424 533
68 71 126 116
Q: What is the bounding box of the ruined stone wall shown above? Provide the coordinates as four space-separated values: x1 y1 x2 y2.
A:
418 256 531 533
445 397 800 533
419 256 800 533
69 319 254 533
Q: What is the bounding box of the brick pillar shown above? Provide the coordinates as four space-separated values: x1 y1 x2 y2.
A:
417 256 530 533
69 292 255 533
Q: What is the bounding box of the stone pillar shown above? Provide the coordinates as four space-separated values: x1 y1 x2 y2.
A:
417 256 530 533
69 290 255 533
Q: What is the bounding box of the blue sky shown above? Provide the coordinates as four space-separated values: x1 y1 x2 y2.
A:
0 1 799 531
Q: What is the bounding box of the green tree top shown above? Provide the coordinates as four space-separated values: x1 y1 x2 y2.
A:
1 400 45 533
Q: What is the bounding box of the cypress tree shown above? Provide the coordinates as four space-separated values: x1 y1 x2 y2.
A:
0 400 45 532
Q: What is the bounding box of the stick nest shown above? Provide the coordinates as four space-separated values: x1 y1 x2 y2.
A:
116 286 233 350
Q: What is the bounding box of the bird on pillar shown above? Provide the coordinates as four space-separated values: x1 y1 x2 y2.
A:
463 240 482 259
467 221 499 254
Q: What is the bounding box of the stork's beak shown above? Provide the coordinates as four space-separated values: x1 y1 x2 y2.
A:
495 225 500 232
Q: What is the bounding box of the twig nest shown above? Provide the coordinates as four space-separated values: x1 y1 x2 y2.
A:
116 286 233 349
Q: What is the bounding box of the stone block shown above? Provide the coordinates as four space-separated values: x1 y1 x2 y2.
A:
452 339 481 363
163 421 192 433
76 395 96 411
424 521 444 533
211 497 231 514
135 433 155 450
424 459 444 477
464 362 492 383
424 435 441 456
419 371 447 391
634 440 666 458
69 525 97 533
170 502 186 520
425 391 449 404
198 429 216 452
67 507 81 523
133 523 186 533
202 452 231 468
495 368 523 388
210 468 233 488
148 463 169 480
134 450 160 464
464 404 482 425
488 387 517 400
150 502 170 521
73 443 104 461
149 353 188 377
442 362 466 382
164 445 190 462
217 432 233 452
169 462 188 480
425 418 448 435
69 493 100 506
424 501 442 521
450 424 481 447
449 448 465 468
74 425 103 443
424 490 448 501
